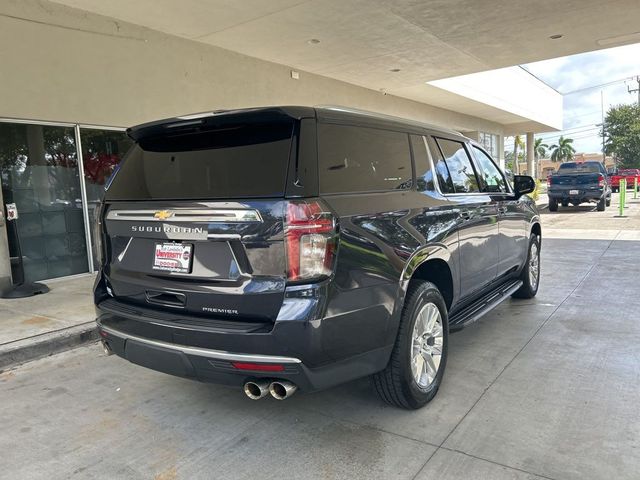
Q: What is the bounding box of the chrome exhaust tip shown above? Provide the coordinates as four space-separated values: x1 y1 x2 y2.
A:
269 381 297 400
244 380 270 400
101 340 113 356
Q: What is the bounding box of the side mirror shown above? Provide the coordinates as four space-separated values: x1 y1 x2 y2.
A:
513 175 536 198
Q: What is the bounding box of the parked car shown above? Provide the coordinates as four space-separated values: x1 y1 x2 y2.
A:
610 168 640 192
547 161 611 211
94 106 541 409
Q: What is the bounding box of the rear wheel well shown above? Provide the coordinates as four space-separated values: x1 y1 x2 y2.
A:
409 259 453 311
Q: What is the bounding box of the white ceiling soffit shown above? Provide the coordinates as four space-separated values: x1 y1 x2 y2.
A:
423 67 563 131
51 0 640 127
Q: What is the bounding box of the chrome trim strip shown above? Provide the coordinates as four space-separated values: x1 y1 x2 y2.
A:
207 233 242 240
106 209 263 223
99 324 302 364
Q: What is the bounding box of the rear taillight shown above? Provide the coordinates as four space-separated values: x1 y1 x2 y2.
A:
598 175 605 187
285 200 337 282
547 176 552 186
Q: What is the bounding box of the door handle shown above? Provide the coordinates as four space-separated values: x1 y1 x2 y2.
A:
498 206 508 215
459 211 471 220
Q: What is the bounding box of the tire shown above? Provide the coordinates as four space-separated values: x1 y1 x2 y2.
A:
549 198 558 212
512 233 541 299
597 196 606 211
373 281 449 409
606 196 611 207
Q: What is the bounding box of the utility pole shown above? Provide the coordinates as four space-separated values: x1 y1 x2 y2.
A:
628 76 640 105
601 90 606 164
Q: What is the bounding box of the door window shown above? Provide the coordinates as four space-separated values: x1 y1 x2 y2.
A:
472 146 508 193
434 138 480 193
410 135 435 193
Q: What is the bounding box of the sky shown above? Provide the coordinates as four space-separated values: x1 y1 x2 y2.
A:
507 42 640 155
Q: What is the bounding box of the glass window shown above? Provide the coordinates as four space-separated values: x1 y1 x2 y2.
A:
80 128 133 267
434 138 480 193
105 121 294 201
410 134 435 193
319 124 411 193
0 123 88 281
478 132 498 158
472 146 507 193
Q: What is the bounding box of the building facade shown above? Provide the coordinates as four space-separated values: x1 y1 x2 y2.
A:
0 0 563 289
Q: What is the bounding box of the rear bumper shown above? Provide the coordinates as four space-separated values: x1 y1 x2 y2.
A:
97 320 390 392
548 188 605 202
94 277 393 392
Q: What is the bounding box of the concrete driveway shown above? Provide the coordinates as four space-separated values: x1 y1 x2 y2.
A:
2 194 639 480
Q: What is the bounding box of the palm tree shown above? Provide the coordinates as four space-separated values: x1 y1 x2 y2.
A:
533 138 548 179
550 136 576 163
512 135 525 174
534 138 548 160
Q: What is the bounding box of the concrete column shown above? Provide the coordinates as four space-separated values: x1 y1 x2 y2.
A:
0 187 13 294
526 132 535 178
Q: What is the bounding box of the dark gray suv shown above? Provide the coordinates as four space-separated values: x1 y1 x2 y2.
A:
94 106 540 409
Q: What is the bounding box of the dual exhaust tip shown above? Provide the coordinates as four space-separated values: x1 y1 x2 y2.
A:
244 380 297 400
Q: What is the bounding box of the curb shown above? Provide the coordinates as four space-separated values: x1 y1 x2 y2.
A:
0 322 98 372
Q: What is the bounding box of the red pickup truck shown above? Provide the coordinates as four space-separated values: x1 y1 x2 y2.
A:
611 169 640 192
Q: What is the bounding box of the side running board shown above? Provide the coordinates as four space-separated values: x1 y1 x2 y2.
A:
449 279 523 330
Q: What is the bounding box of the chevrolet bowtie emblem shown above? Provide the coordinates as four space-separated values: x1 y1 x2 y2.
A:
153 210 174 220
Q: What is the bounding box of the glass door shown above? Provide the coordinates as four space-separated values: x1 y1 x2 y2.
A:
79 127 133 269
0 122 88 281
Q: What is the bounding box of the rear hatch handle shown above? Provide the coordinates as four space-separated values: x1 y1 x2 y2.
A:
145 290 186 308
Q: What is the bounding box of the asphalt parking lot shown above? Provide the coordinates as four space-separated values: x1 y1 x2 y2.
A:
2 194 640 480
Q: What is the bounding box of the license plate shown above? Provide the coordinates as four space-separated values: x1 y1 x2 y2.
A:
569 189 579 195
153 243 193 273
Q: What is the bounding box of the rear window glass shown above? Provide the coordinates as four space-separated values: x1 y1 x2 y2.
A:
105 122 294 200
318 124 412 194
557 162 601 173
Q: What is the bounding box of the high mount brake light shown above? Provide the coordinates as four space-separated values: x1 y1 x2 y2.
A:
285 200 337 282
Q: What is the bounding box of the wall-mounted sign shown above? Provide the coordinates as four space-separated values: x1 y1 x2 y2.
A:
6 203 18 221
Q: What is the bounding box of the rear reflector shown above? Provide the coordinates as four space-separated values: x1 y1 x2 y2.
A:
232 362 285 372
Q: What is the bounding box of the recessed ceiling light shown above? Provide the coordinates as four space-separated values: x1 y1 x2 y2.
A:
307 38 320 44
389 68 401 72
549 34 563 40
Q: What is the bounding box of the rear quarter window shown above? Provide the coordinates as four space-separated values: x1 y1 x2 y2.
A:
318 124 412 194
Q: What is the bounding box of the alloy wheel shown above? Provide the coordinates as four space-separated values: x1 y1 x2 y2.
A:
411 303 444 388
529 242 540 288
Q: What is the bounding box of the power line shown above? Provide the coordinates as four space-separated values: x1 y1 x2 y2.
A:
560 76 638 95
